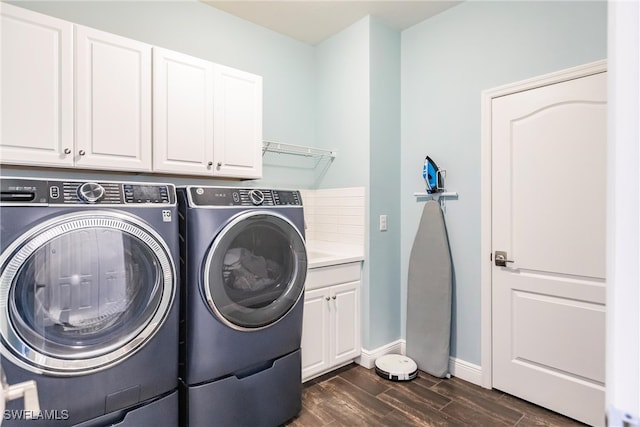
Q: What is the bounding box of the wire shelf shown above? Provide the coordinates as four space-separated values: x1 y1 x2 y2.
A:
262 141 336 159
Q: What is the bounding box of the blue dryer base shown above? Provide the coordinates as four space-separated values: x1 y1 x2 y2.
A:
180 350 302 427
73 390 178 427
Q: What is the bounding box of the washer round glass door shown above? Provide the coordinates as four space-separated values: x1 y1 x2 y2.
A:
204 210 307 330
0 211 175 376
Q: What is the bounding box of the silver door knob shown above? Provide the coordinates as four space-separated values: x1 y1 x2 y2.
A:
325 297 330 301
207 161 213 167
495 251 515 267
331 296 337 300
63 148 71 155
78 150 86 156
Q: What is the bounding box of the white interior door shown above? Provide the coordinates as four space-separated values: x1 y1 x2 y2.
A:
491 71 607 426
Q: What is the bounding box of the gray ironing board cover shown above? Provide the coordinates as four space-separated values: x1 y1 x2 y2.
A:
406 200 452 378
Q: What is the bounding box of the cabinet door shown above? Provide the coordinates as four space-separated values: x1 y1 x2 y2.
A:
332 281 361 365
153 48 215 175
301 288 331 381
212 64 263 179
75 26 152 171
1 4 73 167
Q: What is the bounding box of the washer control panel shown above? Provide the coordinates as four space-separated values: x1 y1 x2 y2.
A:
248 189 265 206
189 187 302 207
0 178 175 205
77 182 106 203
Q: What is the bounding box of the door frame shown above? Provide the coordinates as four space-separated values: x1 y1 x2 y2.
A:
479 59 608 389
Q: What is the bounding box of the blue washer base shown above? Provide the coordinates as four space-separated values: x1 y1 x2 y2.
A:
181 350 302 427
73 390 178 427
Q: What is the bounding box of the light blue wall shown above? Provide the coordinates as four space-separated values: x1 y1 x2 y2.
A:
6 0 317 188
368 18 401 349
314 17 373 348
314 17 402 350
315 17 370 190
401 0 607 364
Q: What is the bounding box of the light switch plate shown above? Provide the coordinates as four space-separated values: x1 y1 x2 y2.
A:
379 214 388 231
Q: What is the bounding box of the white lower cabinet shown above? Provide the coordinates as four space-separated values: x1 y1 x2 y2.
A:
301 262 361 382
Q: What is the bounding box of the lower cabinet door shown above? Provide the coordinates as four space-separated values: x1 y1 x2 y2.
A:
301 288 330 380
332 281 361 365
301 280 361 382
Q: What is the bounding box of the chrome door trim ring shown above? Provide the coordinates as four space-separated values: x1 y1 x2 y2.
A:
202 210 307 331
0 210 176 376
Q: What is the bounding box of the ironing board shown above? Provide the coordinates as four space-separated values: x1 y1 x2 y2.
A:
406 200 452 378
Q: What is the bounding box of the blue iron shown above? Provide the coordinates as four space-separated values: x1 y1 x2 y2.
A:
422 156 443 194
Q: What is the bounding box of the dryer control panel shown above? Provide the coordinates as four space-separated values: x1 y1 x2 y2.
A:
189 187 302 207
0 178 176 205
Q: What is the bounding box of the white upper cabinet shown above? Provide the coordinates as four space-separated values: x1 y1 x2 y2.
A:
154 51 263 179
153 48 215 175
75 26 152 171
1 4 263 179
1 3 74 167
213 65 263 179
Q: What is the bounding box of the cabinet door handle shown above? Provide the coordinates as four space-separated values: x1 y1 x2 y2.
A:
78 150 86 156
63 148 71 155
331 296 337 300
207 161 213 167
325 297 330 301
217 162 222 167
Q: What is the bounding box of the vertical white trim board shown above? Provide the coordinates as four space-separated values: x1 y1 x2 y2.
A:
479 60 608 390
606 1 640 424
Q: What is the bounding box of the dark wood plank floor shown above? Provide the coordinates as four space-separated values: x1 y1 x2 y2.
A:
286 364 587 427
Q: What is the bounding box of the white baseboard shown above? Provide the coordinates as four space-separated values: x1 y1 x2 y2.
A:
357 340 405 369
358 339 483 386
448 356 483 386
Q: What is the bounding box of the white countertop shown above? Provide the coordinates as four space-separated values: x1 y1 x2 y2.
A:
305 240 364 269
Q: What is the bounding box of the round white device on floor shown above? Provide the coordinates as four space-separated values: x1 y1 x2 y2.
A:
375 354 418 382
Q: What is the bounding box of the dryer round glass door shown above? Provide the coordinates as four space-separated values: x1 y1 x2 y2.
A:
0 211 175 376
203 210 307 330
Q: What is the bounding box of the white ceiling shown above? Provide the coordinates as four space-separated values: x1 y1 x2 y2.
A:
201 1 462 45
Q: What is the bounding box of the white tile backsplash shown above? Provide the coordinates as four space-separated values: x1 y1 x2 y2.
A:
299 187 365 246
